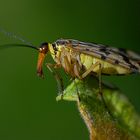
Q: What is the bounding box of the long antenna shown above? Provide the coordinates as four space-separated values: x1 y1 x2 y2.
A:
0 28 33 46
0 43 38 50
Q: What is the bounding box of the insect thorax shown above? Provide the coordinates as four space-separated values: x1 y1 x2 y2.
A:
50 43 83 77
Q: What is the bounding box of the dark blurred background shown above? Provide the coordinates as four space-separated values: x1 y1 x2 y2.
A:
0 0 140 140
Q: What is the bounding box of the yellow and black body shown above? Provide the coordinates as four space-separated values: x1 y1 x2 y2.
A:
37 39 140 79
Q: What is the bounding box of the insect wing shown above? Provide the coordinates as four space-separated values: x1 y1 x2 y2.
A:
67 39 140 73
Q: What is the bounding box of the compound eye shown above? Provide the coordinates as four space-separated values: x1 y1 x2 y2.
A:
39 42 49 54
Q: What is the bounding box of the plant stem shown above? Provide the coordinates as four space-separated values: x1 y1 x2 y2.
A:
56 76 140 140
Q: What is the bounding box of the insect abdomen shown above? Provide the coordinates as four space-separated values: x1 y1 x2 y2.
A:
80 53 132 75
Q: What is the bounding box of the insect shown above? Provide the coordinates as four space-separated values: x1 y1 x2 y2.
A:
36 39 140 99
1 39 140 100
37 39 140 77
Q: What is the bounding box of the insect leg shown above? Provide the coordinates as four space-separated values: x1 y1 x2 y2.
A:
81 62 112 115
98 64 107 109
81 62 102 95
62 55 81 101
46 63 61 69
46 63 64 99
73 62 82 79
98 64 113 117
81 62 103 95
81 62 100 78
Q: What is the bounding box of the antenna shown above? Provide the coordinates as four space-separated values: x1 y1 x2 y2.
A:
0 43 38 51
0 28 33 46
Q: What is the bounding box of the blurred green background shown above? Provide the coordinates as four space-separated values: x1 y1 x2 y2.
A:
0 0 140 140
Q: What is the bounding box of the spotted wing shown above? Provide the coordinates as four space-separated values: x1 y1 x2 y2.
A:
56 39 140 73
103 46 140 61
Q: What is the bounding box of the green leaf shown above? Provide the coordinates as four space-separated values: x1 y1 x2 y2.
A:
56 76 140 140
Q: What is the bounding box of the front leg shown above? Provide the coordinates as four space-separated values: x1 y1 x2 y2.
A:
46 63 61 69
46 63 64 98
